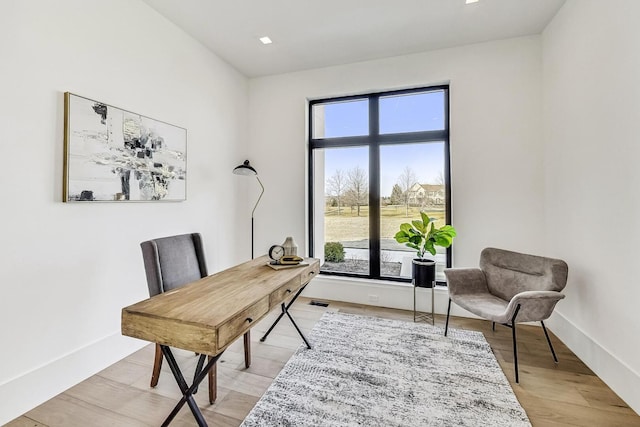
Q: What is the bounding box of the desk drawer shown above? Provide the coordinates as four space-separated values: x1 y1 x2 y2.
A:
300 262 320 286
218 297 269 349
270 277 301 308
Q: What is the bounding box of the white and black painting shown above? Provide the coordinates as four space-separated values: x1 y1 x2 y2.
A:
63 92 186 202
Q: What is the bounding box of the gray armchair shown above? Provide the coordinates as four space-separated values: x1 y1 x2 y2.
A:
140 233 251 403
444 247 568 383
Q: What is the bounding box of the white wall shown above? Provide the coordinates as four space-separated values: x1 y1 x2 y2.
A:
248 36 545 300
0 1 249 423
542 0 640 413
249 15 640 414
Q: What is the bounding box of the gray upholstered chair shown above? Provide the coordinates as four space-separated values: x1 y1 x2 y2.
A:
140 233 251 403
444 247 568 383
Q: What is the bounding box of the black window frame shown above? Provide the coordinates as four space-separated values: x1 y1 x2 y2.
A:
308 85 452 284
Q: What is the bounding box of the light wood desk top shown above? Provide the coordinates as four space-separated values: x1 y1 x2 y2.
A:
122 256 320 356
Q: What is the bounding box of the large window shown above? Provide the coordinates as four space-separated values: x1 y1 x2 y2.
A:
308 86 451 283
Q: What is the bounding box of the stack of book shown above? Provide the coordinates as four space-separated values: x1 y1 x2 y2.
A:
268 255 307 270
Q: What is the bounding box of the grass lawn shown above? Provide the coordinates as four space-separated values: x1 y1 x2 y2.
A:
324 205 445 242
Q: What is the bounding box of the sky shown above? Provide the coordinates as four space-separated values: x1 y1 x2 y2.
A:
317 90 446 197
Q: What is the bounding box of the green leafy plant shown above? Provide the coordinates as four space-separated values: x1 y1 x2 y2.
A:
324 242 345 262
394 211 457 259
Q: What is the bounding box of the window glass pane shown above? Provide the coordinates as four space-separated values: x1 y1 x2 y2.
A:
319 146 369 275
379 90 444 134
379 142 448 282
312 99 369 138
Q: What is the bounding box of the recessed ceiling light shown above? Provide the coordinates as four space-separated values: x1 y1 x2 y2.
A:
466 0 479 3
259 36 272 45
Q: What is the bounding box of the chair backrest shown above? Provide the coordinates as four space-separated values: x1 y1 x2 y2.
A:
480 247 568 301
140 233 208 296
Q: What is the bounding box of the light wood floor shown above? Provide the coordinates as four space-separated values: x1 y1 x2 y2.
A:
6 297 640 427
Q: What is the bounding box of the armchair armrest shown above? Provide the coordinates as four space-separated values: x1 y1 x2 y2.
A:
444 268 489 297
505 290 566 323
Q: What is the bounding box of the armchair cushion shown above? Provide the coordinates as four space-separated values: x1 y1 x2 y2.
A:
480 247 568 301
444 268 488 297
507 290 566 323
450 292 509 323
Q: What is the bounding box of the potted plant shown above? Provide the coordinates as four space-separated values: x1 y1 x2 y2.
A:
394 212 457 287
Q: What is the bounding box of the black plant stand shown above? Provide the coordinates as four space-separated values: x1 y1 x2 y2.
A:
412 259 436 325
413 281 435 324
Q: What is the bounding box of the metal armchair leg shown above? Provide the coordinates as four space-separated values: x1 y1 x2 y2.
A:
541 321 559 363
444 298 452 336
510 304 522 383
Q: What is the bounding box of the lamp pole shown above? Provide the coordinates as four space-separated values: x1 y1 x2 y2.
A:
250 176 264 259
233 160 263 259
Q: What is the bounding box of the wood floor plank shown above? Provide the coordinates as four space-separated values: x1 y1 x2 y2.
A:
65 375 145 413
228 354 287 378
3 417 47 427
24 394 147 427
5 297 639 427
95 359 152 386
207 390 260 421
171 410 239 427
215 367 275 398
517 389 640 427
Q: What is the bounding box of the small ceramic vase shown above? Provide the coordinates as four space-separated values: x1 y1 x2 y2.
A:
282 236 298 256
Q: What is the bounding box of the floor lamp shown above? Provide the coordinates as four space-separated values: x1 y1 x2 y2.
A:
233 160 264 259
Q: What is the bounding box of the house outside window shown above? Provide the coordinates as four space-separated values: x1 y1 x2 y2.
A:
308 85 451 283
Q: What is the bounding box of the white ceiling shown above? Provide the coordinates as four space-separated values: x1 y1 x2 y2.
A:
142 0 566 78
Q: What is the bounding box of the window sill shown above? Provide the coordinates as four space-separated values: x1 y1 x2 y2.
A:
317 272 448 289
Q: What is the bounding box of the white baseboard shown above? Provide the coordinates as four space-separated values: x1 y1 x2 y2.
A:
302 275 481 319
547 311 640 414
0 333 146 425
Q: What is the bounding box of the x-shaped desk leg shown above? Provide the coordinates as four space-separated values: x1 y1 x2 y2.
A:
259 285 311 349
160 345 222 427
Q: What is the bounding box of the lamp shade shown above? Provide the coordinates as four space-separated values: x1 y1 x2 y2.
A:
233 160 257 176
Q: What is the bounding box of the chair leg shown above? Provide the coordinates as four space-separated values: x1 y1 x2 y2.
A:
444 298 452 336
492 322 496 332
541 321 559 363
150 343 163 387
243 331 251 369
511 304 522 383
208 356 217 404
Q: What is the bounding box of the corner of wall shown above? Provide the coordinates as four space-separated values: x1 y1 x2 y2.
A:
547 311 640 413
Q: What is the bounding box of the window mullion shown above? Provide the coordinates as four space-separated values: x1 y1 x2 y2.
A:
369 97 380 279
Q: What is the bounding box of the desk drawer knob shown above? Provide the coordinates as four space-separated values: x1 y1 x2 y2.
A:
285 289 292 294
245 317 253 323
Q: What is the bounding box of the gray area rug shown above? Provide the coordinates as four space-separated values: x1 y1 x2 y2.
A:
241 311 531 427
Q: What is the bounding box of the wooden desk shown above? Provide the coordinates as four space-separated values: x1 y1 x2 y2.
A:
121 256 320 426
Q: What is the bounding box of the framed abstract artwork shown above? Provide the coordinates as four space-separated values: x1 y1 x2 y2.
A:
63 92 187 202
